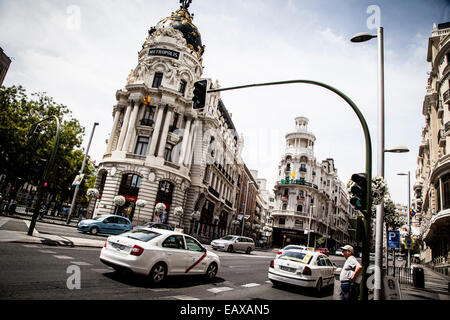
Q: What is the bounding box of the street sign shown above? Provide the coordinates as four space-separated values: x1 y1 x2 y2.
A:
72 174 84 186
405 236 413 250
388 230 400 249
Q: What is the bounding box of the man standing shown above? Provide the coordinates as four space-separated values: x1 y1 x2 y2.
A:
339 245 362 301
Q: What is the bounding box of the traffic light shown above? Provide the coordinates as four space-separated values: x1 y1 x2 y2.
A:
192 79 207 109
349 173 368 212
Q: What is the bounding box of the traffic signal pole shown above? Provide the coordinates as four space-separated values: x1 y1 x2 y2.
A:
207 79 372 300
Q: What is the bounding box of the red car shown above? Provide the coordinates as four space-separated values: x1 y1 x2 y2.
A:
315 248 330 256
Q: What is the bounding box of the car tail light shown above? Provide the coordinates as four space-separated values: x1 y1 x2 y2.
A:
303 266 312 275
269 260 274 268
130 245 144 256
277 251 282 255
104 241 107 248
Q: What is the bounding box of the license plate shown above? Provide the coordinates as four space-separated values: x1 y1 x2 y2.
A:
280 265 296 273
110 242 127 251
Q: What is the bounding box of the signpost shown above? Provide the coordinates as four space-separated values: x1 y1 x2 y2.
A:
388 230 400 249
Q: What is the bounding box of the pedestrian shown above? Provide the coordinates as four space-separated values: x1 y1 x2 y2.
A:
339 245 362 301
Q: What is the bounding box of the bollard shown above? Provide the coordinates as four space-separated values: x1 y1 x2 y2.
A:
333 268 342 300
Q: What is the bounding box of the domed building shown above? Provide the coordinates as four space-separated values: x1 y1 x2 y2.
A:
271 117 353 249
93 1 248 242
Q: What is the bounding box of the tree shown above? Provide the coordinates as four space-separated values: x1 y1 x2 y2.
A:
0 85 94 206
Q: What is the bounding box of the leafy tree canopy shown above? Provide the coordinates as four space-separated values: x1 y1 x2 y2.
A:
0 85 94 206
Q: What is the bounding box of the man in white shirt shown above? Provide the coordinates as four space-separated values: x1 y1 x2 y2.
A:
339 245 362 300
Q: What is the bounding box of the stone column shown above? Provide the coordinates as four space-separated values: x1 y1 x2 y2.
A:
122 100 140 152
178 117 192 166
116 104 132 151
157 106 174 158
148 105 164 157
106 106 122 153
184 120 198 166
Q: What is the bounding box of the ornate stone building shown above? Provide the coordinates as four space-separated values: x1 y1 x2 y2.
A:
271 117 352 249
414 22 450 266
93 3 253 242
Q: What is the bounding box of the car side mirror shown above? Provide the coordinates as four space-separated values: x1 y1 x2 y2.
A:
201 247 207 252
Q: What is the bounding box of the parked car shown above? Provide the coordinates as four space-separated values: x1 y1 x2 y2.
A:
315 248 330 256
268 249 335 294
100 228 220 284
134 222 174 231
77 215 132 235
210 235 255 254
334 249 343 256
276 245 306 259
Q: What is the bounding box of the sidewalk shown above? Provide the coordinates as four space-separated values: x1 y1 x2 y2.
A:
0 214 105 248
399 265 450 300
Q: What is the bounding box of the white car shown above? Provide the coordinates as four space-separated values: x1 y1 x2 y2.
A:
268 249 335 294
210 235 255 254
100 228 220 284
275 245 307 259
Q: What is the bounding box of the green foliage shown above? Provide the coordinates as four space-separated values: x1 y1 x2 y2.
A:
0 85 94 205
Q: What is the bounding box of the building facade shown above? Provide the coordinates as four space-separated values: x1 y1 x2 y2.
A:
0 47 11 86
414 22 450 266
271 117 352 249
92 3 270 244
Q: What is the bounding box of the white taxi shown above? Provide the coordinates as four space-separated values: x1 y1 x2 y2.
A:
100 228 220 284
268 249 335 294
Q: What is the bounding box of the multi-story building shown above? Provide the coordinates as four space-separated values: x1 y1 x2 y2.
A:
0 47 11 86
414 22 450 266
271 116 352 249
93 3 264 243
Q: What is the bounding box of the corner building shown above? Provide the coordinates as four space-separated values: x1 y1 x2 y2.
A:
94 4 244 242
271 117 353 249
414 22 450 269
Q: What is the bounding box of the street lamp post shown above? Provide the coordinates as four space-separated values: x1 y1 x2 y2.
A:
241 180 255 236
67 122 99 224
27 116 61 236
397 171 411 268
351 27 385 301
307 205 315 247
208 78 372 300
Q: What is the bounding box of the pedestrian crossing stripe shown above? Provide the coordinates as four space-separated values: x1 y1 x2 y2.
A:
241 283 261 288
207 287 234 293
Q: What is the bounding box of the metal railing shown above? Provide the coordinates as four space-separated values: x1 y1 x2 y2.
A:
385 266 413 285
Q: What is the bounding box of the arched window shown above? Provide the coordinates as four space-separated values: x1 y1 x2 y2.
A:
155 181 174 224
118 173 142 197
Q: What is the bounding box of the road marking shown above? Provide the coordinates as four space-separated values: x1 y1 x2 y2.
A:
171 295 200 300
241 283 261 288
53 255 74 260
91 268 114 273
207 287 234 294
39 250 57 254
0 218 9 228
23 221 39 235
70 261 92 266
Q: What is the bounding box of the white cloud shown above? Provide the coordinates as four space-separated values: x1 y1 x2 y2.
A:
0 0 436 206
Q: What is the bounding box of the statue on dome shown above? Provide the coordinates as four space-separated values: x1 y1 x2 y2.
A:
180 0 192 10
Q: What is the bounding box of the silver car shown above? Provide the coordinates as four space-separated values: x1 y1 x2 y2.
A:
210 235 255 254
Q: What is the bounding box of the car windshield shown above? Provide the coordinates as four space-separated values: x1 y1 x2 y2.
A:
221 236 237 241
121 230 161 242
279 251 313 264
93 215 106 221
283 245 304 251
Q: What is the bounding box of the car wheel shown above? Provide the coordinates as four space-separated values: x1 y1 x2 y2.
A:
270 280 281 287
227 245 233 253
205 263 218 280
315 278 323 295
246 247 252 254
90 227 99 235
149 263 167 284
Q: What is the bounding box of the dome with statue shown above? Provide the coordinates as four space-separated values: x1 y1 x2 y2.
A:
150 0 204 57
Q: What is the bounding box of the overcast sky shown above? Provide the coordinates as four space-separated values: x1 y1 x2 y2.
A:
1 0 449 206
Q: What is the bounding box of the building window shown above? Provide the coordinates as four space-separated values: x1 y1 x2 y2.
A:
118 173 142 197
442 174 450 210
169 113 179 133
279 217 285 225
134 136 149 155
300 164 307 172
282 203 287 211
152 72 163 88
297 205 303 212
164 144 173 162
141 106 155 126
179 79 187 95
